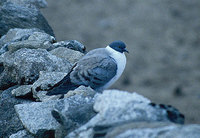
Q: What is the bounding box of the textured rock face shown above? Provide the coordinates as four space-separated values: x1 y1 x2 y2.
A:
101 123 200 138
14 100 61 135
0 1 54 37
9 130 33 138
50 47 84 64
0 87 32 137
14 87 96 137
11 85 33 100
0 28 55 55
0 48 71 90
66 90 185 138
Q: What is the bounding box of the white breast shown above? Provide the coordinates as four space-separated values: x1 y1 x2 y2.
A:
102 46 126 89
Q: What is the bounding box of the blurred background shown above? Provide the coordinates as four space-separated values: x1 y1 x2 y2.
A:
42 0 200 124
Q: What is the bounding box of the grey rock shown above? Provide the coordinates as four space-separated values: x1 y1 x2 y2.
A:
52 40 86 53
0 48 71 90
50 47 84 64
9 130 33 138
103 122 200 138
0 28 55 54
32 71 68 101
14 100 61 135
11 85 32 98
66 90 184 138
0 86 32 138
7 0 47 9
149 102 184 124
0 28 43 48
52 86 96 136
15 87 96 137
0 2 54 37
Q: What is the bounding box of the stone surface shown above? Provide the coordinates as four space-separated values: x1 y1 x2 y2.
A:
0 48 71 90
66 90 184 137
9 130 34 138
102 123 200 138
52 86 96 136
52 40 86 53
0 2 54 37
15 87 96 137
14 100 61 135
50 47 84 64
0 86 32 138
11 85 32 98
0 28 55 55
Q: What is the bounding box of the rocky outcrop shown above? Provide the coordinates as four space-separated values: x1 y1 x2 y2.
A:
66 90 185 138
0 0 199 138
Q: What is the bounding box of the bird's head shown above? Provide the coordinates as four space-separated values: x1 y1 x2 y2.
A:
109 40 129 53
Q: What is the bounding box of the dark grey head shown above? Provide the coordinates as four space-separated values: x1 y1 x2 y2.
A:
109 40 129 53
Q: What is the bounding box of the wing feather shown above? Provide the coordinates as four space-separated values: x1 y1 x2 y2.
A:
70 54 117 89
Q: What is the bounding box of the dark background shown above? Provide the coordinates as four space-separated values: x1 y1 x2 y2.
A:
42 0 200 124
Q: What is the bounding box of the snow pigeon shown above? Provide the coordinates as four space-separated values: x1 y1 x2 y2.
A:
47 40 128 95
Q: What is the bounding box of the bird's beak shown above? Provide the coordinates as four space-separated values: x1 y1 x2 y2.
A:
124 48 129 53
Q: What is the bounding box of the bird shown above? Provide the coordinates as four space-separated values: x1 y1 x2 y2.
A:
47 40 128 95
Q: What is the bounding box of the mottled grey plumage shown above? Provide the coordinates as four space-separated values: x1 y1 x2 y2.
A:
70 48 117 90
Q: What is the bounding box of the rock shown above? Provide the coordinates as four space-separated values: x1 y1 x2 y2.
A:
14 100 61 136
101 122 200 138
0 28 55 55
50 47 84 64
7 0 47 9
9 130 34 138
52 86 96 137
0 86 32 137
0 28 42 47
52 40 86 53
0 2 54 37
32 71 68 101
11 85 33 99
66 90 184 137
149 102 184 124
15 87 96 137
0 48 71 90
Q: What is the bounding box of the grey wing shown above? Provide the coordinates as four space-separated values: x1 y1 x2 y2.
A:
70 54 117 89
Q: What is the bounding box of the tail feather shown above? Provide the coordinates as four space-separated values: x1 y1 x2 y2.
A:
46 74 78 96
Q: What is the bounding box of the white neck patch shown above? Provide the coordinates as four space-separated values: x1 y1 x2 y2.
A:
102 46 127 89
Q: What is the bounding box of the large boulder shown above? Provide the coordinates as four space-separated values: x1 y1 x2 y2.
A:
67 90 184 137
